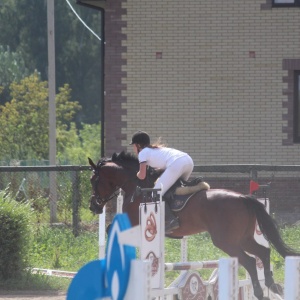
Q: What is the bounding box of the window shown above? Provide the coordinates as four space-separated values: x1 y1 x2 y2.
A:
273 0 300 7
295 71 300 143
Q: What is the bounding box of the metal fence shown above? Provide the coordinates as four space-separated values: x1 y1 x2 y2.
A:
0 164 300 235
193 165 300 225
0 165 90 236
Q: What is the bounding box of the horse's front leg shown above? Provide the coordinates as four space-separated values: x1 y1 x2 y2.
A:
122 198 140 227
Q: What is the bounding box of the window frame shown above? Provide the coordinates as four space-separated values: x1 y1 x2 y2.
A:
294 71 300 143
272 0 300 7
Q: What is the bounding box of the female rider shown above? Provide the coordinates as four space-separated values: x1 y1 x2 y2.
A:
130 131 194 234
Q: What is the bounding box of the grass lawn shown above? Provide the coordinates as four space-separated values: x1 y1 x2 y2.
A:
6 223 300 291
1 204 299 291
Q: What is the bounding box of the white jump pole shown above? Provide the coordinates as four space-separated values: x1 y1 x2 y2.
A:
125 260 152 300
98 206 106 259
99 190 123 259
284 256 300 299
117 189 123 213
218 257 238 300
181 236 188 263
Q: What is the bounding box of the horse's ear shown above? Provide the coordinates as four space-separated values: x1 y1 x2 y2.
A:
88 157 96 170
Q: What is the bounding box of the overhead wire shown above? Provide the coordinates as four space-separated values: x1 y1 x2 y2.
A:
64 0 101 41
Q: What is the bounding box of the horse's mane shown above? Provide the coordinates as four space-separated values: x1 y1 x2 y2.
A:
98 151 139 170
112 151 138 164
95 150 160 190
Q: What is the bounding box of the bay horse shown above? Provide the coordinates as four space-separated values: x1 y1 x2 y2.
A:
88 151 299 300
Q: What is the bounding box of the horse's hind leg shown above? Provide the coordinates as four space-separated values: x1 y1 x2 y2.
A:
241 237 283 296
211 240 264 300
233 250 264 300
240 237 273 287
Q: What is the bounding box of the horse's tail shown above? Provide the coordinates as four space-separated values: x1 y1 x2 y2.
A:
244 195 300 257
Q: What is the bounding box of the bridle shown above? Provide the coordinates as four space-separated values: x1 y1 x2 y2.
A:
91 161 138 207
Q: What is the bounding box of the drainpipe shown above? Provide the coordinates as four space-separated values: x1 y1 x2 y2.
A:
100 8 105 157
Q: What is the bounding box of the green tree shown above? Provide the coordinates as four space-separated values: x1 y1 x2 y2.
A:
0 45 29 87
0 0 21 52
57 122 101 164
0 72 81 160
0 0 102 124
0 45 30 104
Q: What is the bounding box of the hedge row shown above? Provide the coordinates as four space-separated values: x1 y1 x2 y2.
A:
0 191 32 280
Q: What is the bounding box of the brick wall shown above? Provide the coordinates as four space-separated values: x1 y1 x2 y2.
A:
103 0 300 221
103 0 300 164
104 0 127 155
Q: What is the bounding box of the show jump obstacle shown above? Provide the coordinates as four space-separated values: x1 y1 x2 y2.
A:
67 186 300 300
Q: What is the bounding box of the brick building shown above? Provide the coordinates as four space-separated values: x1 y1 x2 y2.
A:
78 0 300 165
77 0 300 222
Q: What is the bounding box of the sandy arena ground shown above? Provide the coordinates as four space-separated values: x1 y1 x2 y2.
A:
0 290 66 300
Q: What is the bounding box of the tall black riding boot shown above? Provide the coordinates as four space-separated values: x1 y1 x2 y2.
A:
164 201 179 234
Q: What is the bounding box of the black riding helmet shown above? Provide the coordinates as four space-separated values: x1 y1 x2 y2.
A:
129 131 150 146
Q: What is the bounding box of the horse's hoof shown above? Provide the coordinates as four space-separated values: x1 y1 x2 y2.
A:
264 270 274 287
253 280 264 300
269 283 283 296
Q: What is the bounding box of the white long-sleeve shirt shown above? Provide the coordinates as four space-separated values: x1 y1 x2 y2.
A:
138 147 188 169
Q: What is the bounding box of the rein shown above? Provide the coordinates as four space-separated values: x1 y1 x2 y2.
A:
92 163 139 206
90 154 157 209
95 177 138 206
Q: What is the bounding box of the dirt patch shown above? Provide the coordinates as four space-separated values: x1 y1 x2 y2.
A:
0 290 66 300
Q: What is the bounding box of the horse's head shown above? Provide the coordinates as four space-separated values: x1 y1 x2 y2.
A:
88 152 161 214
88 157 117 214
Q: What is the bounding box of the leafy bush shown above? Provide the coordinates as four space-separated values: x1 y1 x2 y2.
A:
0 190 32 280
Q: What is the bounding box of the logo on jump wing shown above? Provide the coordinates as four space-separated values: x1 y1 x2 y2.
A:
67 214 135 300
146 251 159 277
106 215 136 300
106 222 124 300
144 212 157 242
256 256 264 269
255 221 262 235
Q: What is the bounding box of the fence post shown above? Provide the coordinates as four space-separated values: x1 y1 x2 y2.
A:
218 257 238 300
72 170 80 236
49 171 57 223
250 169 258 181
284 256 300 299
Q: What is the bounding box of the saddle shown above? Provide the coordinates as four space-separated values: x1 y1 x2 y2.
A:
163 177 210 212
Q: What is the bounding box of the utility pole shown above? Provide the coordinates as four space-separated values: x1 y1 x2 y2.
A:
47 0 57 223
